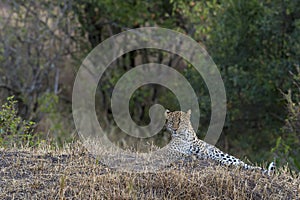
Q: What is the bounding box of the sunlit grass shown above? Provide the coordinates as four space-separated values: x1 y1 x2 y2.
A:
0 141 299 199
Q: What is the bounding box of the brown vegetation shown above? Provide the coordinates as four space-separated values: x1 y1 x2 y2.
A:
1 142 299 199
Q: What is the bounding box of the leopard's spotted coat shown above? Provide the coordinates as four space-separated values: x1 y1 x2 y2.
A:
164 109 275 175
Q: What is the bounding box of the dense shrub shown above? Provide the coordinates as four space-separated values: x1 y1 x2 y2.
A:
272 69 300 172
0 96 36 147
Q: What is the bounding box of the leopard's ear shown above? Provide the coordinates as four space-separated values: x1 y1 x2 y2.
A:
164 109 170 118
187 109 191 117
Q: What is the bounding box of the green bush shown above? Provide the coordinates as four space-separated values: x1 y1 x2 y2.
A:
272 69 300 172
204 0 300 162
0 96 36 147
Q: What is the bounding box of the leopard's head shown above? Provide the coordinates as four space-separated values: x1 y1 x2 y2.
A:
164 109 192 139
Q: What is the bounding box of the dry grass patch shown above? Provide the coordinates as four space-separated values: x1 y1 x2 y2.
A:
0 142 299 199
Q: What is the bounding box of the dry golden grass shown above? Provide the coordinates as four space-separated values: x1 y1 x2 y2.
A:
0 142 299 200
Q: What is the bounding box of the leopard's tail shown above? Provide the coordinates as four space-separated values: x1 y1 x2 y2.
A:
243 161 275 175
205 144 276 175
266 162 276 176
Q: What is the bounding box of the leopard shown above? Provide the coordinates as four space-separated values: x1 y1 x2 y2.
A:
164 109 275 175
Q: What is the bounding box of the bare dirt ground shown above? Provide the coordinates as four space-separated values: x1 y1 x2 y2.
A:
0 142 299 199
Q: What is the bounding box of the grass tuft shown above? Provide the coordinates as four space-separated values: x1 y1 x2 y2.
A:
0 142 299 199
